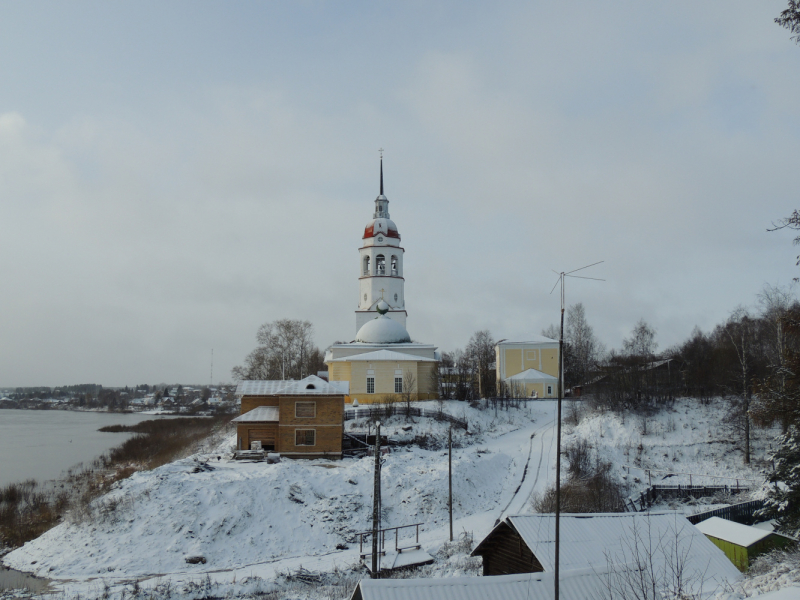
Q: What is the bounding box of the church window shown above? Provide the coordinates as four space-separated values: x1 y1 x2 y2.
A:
363 255 370 275
367 377 375 394
295 401 315 418
364 293 367 301
394 293 398 302
376 254 386 275
395 377 403 393
391 255 398 275
295 429 316 446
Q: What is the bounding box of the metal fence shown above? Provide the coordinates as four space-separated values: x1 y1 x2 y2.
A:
344 406 468 430
686 500 765 526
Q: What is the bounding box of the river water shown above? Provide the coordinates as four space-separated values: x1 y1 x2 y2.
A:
0 409 176 488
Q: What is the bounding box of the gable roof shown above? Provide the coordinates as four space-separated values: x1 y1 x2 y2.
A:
695 516 788 547
473 513 740 588
350 569 617 600
231 406 279 423
496 336 558 346
235 375 349 397
506 368 558 382
328 349 437 363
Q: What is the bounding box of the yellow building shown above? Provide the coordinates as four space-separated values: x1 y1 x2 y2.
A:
326 306 439 405
495 336 559 398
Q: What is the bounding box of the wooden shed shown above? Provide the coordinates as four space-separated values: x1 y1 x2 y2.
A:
695 517 796 572
233 375 349 459
471 512 741 591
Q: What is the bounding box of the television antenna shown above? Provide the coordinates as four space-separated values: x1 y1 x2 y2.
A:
549 260 604 600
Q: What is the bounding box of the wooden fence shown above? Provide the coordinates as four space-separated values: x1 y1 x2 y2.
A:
627 484 751 512
344 406 468 430
686 500 765 526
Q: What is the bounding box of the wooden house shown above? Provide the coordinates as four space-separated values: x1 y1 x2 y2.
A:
695 517 796 572
232 375 349 459
470 512 740 591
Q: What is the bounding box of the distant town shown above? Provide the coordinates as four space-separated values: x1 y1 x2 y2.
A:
0 383 238 413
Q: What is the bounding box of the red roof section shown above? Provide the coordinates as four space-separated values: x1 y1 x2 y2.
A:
363 221 400 239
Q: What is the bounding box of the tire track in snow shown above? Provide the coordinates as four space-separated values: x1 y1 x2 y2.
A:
495 417 554 526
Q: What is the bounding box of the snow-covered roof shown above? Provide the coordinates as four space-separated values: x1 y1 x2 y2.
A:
497 335 558 345
350 569 613 600
235 375 349 396
328 349 436 363
232 406 279 423
474 513 740 587
355 315 412 344
695 516 777 547
506 368 558 382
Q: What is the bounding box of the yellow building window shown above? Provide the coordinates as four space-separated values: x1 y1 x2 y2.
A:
527 350 537 360
367 377 375 394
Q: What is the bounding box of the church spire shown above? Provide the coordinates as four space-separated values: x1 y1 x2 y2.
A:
374 149 389 219
380 157 384 196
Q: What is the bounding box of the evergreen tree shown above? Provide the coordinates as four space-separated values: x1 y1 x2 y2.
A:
758 427 800 537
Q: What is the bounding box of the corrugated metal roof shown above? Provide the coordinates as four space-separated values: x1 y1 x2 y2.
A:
351 569 624 600
231 406 279 423
328 349 436 363
506 368 558 382
495 512 740 588
235 376 349 396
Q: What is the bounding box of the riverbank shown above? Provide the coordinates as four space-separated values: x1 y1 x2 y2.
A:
0 415 233 550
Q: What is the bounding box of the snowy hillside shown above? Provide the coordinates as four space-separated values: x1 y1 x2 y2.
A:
2 397 794 599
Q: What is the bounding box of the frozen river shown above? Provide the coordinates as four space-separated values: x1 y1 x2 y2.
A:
0 409 176 488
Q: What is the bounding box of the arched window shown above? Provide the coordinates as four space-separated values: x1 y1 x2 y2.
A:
376 254 386 275
391 255 398 276
363 255 370 275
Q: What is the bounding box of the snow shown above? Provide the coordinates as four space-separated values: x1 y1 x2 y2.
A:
1 396 795 599
231 406 279 422
696 517 773 548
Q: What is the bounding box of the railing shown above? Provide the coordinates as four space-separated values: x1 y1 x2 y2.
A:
344 406 468 430
358 523 423 559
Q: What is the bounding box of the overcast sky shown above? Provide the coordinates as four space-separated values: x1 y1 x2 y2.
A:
1 1 799 387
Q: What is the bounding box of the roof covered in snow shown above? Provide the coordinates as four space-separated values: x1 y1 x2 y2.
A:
328 349 436 363
363 217 400 240
473 512 741 586
506 368 558 382
695 516 780 547
231 406 279 423
496 336 558 346
351 569 614 600
355 315 412 344
235 376 349 397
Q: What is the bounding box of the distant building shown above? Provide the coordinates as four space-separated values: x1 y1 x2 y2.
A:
325 159 439 404
232 375 349 458
495 337 559 398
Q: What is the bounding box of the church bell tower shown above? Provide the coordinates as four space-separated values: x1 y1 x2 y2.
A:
355 156 407 333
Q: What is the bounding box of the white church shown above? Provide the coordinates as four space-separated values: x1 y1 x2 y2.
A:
325 160 440 404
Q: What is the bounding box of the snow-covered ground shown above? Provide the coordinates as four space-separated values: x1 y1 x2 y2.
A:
1 397 794 599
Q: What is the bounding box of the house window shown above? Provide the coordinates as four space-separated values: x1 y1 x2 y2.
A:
395 377 403 393
367 377 375 394
295 401 315 418
527 350 537 361
295 429 316 446
547 385 553 396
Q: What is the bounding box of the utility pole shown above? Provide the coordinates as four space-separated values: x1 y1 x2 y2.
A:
371 421 382 578
550 261 604 600
448 426 453 542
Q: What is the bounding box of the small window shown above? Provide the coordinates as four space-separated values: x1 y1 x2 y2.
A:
394 293 398 301
547 385 553 396
367 377 375 394
295 429 316 446
527 350 537 361
395 377 403 393
295 401 315 418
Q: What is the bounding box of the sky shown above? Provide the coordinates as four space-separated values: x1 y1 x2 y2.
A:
1 1 799 387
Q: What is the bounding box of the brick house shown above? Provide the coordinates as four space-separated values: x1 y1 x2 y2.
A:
233 375 349 459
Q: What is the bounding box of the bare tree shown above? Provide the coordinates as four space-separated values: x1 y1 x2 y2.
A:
231 319 323 381
724 308 757 464
401 370 417 421
566 303 602 387
465 330 495 398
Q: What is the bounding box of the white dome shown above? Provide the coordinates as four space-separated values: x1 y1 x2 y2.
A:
355 315 412 344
